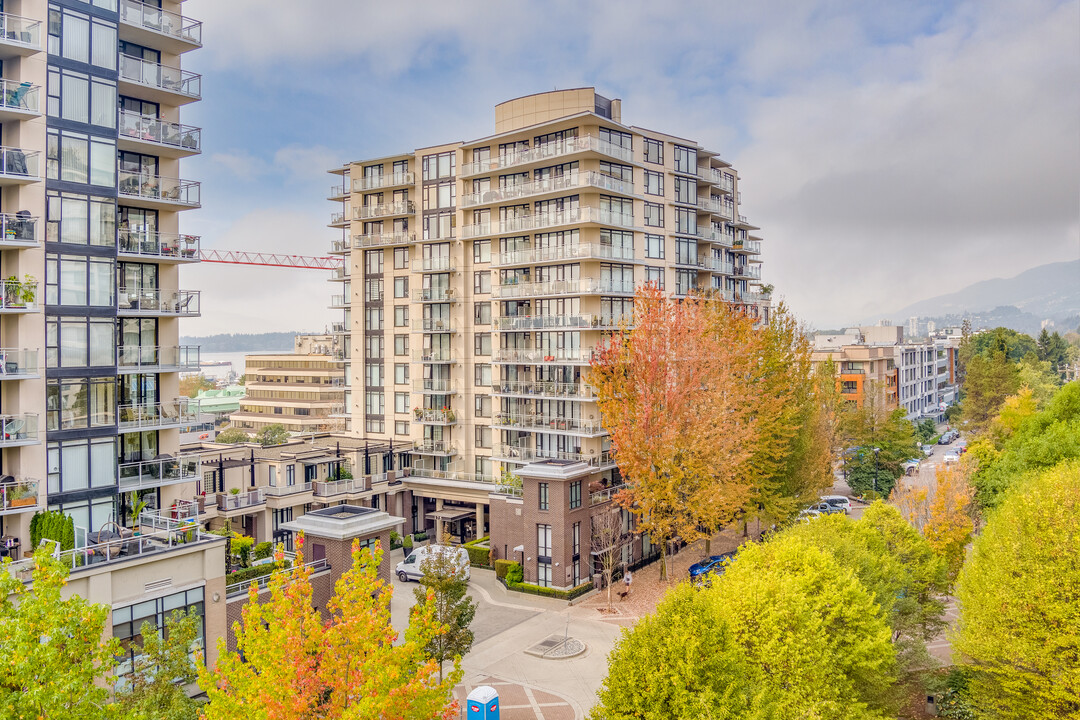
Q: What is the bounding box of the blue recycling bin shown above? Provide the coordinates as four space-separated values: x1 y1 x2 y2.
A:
466 686 499 720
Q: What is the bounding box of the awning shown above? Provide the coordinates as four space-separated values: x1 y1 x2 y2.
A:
300 455 340 465
429 508 476 522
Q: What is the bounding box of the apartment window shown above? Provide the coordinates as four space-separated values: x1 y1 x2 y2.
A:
394 363 409 384
365 363 384 387
675 208 697 235
599 161 633 182
474 333 491 356
364 307 384 330
645 266 665 290
475 456 492 479
45 254 114 307
113 587 205 678
393 334 409 356
475 425 491 448
423 180 455 210
474 302 491 325
422 211 454 240
422 151 455 181
393 277 409 298
599 195 632 219
365 250 383 274
644 202 663 228
674 145 698 174
599 127 632 151
644 170 663 196
473 271 491 294
393 247 410 269
842 381 858 394
46 129 116 186
675 177 697 205
365 279 383 302
46 378 115 430
365 335 384 359
474 395 491 417
46 192 115 246
572 522 581 556
601 297 634 326
394 305 408 327
46 68 117 128
48 7 117 70
644 137 664 164
394 420 409 436
365 418 385 434
570 480 582 509
473 239 491 263
46 317 114 368
538 482 549 511
537 524 552 587
365 391 385 415
676 238 698 265
46 438 117 494
675 269 697 295
600 229 633 258
474 363 491 387
644 234 665 259
394 392 409 414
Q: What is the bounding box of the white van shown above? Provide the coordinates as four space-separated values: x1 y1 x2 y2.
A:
395 544 471 583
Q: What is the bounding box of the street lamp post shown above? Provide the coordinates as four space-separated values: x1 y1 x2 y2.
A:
873 447 881 499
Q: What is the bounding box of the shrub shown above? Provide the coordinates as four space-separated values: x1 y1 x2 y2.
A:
225 560 292 589
403 534 414 550
505 562 523 585
465 545 491 568
252 541 273 561
231 534 255 568
494 559 516 579
413 531 427 542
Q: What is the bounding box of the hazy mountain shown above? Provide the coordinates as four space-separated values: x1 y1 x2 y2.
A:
876 260 1080 330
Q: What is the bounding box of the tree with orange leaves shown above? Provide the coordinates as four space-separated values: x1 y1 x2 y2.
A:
922 463 976 583
199 533 461 719
589 285 760 580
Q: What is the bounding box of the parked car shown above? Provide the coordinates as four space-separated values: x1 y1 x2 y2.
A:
689 552 736 584
955 438 968 454
921 444 935 457
943 452 960 465
396 545 470 583
797 508 822 523
820 495 852 514
938 430 959 445
807 501 843 516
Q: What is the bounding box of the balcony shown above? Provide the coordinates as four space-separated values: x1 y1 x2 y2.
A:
412 408 457 425
411 378 457 394
118 231 200 262
328 238 352 255
412 257 455 273
495 314 602 332
412 318 455 333
460 135 635 177
0 278 38 313
118 53 201 105
354 231 414 248
263 481 314 498
492 277 634 299
329 211 349 228
494 412 603 435
590 483 628 505
0 79 40 122
119 0 201 54
413 440 457 456
491 380 595 399
217 488 266 512
117 345 200 374
0 414 38 447
0 147 39 185
493 242 637 267
0 13 41 59
328 184 349 201
460 171 637 208
0 478 38 515
118 288 200 316
355 200 414 219
732 239 762 254
118 110 201 158
494 445 613 469
313 476 369 498
0 349 39 380
118 172 200 210
412 347 456 364
696 198 733 219
353 172 414 192
701 231 734 248
461 206 636 239
733 264 762 279
404 467 495 487
329 294 348 309
412 287 458 303
329 266 350 282
492 346 598 365
0 212 37 248
118 399 198 432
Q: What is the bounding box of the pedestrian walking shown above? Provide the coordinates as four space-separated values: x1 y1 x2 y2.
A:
623 569 632 594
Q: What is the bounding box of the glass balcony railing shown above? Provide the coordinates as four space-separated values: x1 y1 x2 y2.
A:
0 146 38 179
117 345 200 373
493 242 636 267
411 287 458 302
0 413 39 446
492 277 634 299
492 347 598 365
461 206 635 239
412 408 457 424
0 212 37 245
0 478 38 515
495 314 602 331
119 110 201 153
494 445 613 468
411 257 454 273
0 13 42 51
412 318 455 333
0 78 39 114
119 454 200 491
354 232 413 248
312 478 368 498
117 288 200 315
355 201 414 219
118 230 200 260
118 399 198 431
460 171 636 208
352 172 414 192
413 440 457 455
118 171 201 206
411 378 457 394
0 278 38 311
494 412 603 434
491 380 596 399
460 135 634 176
264 481 314 498
0 348 39 378
119 0 202 46
119 53 201 99
412 347 455 364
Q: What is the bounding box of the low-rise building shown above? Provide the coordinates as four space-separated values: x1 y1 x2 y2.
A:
230 340 345 433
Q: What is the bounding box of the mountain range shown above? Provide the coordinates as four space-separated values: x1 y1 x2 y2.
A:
873 260 1080 335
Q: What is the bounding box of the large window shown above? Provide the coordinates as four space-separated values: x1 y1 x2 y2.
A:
644 170 663 196
46 129 116 186
644 233 665 259
422 151 455 181
47 192 116 246
570 480 581 509
643 137 664 164
644 202 663 228
674 145 698 174
599 127 632 151
113 587 205 678
47 317 115 368
675 177 697 204
46 437 117 493
46 378 115 430
46 68 117 128
538 482 549 511
45 253 115 307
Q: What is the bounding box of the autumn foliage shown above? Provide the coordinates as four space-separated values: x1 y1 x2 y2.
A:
199 534 461 720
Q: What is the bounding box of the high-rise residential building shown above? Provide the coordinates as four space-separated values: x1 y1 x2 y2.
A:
325 88 769 587
0 0 203 559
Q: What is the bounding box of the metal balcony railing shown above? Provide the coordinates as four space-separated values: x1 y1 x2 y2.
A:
494 413 603 434
118 399 198 431
354 231 414 248
355 200 414 219
118 454 200 491
0 78 40 114
0 478 38 514
493 242 636 267
0 13 41 50
0 146 38 179
411 287 457 302
0 279 38 311
492 347 599 364
460 171 636 208
413 440 457 455
118 171 201 206
353 172 414 191
412 408 457 424
411 378 456 394
0 348 38 378
217 488 266 511
117 288 200 315
117 345 200 373
460 135 634 176
119 0 202 46
263 482 314 497
412 318 455 333
313 477 368 497
491 380 595 398
411 257 454 273
0 212 36 245
460 206 635 239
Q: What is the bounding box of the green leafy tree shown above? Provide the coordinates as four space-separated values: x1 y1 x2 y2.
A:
114 608 201 720
962 348 1021 434
214 426 251 444
413 549 477 682
179 373 215 398
255 423 290 446
915 418 937 444
842 395 918 499
592 534 898 719
961 327 1037 364
953 460 1080 719
1016 355 1062 405
0 554 120 720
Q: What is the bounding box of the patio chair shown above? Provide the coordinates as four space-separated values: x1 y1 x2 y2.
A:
3 419 24 440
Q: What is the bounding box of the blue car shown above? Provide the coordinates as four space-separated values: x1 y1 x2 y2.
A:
688 552 736 584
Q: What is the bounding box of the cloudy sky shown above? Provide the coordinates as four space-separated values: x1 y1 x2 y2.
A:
178 0 1079 335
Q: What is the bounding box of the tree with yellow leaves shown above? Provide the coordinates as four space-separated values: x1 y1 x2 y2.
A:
922 464 976 583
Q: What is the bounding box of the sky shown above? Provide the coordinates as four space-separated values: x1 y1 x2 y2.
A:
177 0 1080 336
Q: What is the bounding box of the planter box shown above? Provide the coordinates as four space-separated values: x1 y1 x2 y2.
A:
10 496 36 508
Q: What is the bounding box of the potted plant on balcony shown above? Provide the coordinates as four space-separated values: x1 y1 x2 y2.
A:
3 274 35 310
9 483 36 508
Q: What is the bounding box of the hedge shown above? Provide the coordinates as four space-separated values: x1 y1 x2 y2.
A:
494 559 516 579
464 536 492 568
30 510 75 552
253 541 273 561
505 561 523 585
225 560 292 588
505 579 593 601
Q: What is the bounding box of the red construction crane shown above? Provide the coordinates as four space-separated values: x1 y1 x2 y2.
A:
198 250 343 270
